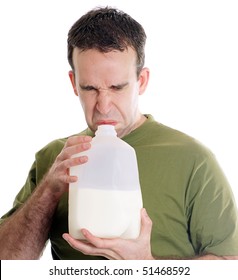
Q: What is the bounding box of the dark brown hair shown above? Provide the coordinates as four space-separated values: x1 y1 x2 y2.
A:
67 7 146 76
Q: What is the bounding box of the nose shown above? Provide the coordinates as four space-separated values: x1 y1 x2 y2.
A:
96 90 112 115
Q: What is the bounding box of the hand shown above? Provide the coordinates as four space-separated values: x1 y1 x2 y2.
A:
63 208 154 260
43 135 92 196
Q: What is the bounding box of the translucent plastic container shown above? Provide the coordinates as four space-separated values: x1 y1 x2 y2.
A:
68 125 143 239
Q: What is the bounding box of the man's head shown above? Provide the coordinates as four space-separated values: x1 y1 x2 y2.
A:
67 7 149 138
67 7 146 77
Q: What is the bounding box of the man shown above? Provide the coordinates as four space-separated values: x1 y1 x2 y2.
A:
0 7 237 260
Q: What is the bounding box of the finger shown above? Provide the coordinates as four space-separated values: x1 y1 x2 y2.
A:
139 208 153 241
65 135 92 148
55 156 88 175
57 135 92 161
65 155 89 168
81 229 119 250
62 233 121 259
81 230 123 259
58 142 91 161
62 233 90 252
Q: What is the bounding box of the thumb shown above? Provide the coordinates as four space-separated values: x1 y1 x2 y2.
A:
139 208 153 240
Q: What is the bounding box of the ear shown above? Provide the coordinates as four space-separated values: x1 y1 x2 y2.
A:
138 67 150 96
68 70 79 96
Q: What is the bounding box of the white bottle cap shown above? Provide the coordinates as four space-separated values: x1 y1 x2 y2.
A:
95 125 117 136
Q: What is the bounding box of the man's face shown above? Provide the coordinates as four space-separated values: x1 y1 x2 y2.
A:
69 47 149 138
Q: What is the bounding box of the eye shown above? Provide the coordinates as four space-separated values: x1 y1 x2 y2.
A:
111 86 122 91
110 83 127 92
80 85 96 92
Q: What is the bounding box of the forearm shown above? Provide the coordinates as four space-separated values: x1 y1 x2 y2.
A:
0 178 61 260
0 135 91 260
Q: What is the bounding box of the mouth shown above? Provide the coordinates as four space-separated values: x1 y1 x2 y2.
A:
96 120 118 126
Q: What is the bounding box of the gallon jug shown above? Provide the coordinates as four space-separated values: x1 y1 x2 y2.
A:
68 125 143 239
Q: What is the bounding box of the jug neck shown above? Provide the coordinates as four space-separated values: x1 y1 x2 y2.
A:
95 125 117 137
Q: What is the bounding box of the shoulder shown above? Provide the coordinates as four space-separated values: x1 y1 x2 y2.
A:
139 117 214 160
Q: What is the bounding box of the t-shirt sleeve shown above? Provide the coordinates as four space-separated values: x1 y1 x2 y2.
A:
0 138 65 225
0 161 37 224
187 152 238 256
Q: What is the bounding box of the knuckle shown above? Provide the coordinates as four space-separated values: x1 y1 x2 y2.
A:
63 148 72 159
72 156 88 165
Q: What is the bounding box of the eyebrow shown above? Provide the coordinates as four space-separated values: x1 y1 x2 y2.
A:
79 82 129 91
79 84 96 91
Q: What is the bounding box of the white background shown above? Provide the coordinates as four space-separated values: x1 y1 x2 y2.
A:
0 0 237 260
1 260 237 279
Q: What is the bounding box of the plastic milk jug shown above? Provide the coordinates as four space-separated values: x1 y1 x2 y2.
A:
68 125 143 239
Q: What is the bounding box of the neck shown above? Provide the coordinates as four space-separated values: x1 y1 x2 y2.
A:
117 114 147 138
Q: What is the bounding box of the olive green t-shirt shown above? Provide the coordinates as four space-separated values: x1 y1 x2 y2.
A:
1 115 238 259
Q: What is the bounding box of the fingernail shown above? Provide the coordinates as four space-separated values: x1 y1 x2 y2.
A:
83 143 91 149
62 233 68 241
80 156 88 163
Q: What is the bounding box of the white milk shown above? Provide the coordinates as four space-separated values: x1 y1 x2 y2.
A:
69 125 143 240
69 187 142 239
